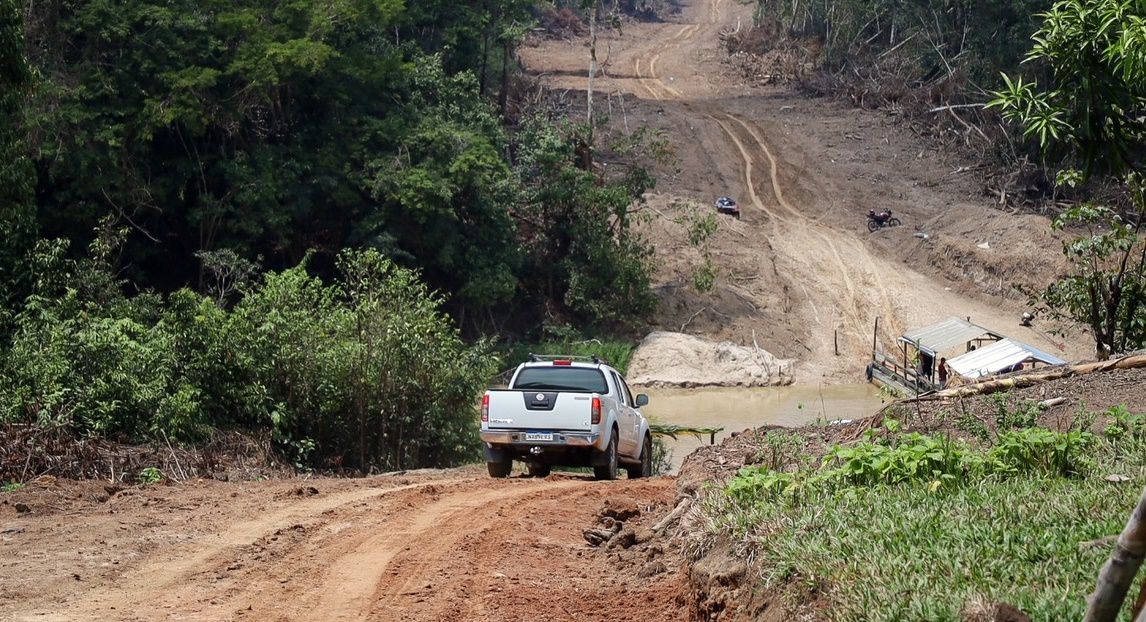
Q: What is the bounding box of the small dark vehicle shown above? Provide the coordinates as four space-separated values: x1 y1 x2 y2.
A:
715 196 740 219
866 209 902 232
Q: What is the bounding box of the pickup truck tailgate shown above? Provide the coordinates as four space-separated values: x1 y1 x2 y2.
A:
485 390 593 431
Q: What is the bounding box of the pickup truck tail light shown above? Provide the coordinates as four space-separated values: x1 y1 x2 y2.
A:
591 396 602 424
481 394 490 423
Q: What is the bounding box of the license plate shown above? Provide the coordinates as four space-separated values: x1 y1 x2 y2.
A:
524 432 554 442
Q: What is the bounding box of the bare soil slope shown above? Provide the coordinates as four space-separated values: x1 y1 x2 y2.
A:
521 0 1089 383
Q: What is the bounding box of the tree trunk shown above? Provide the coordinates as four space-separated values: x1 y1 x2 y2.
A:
1087 486 1146 622
499 38 510 116
587 0 598 132
480 32 490 96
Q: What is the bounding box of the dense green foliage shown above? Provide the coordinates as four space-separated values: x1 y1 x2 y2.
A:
0 1 659 467
0 0 35 313
990 0 1146 176
708 406 1145 620
990 0 1146 356
5 0 654 332
728 425 1095 500
0 234 495 471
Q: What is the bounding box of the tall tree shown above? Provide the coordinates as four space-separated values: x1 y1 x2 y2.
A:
0 0 35 313
990 0 1146 358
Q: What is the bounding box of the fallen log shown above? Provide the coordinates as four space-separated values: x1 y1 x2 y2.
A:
923 354 1146 400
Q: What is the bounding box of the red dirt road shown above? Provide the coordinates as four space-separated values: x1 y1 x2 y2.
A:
0 469 686 621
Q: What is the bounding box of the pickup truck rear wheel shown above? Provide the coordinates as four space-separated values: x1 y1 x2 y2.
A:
593 432 619 481
626 435 653 479
487 458 512 478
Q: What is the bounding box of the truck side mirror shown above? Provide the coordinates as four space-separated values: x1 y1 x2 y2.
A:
635 394 649 407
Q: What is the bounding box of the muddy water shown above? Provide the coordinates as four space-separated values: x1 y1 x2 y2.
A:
639 384 885 471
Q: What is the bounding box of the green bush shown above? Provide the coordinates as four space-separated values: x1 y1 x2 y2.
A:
983 428 1095 477
0 241 495 472
0 239 212 441
729 426 1096 505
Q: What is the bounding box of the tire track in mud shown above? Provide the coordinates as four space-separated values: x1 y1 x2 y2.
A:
18 478 601 622
713 111 903 354
193 479 587 621
633 23 696 100
717 114 866 340
365 480 587 620
6 474 684 622
12 479 472 622
709 0 726 23
206 477 672 622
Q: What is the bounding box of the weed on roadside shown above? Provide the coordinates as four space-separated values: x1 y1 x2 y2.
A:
752 431 807 471
136 467 165 485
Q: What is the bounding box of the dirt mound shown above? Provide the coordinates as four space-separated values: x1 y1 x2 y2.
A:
628 331 795 388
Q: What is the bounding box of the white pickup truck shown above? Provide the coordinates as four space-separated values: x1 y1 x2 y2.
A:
480 356 652 480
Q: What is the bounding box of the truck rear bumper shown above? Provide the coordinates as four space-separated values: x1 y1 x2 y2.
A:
480 430 600 448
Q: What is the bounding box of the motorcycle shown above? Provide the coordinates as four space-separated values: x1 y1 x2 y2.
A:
866 209 902 232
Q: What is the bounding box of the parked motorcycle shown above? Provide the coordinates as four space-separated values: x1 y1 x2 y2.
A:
866 209 902 232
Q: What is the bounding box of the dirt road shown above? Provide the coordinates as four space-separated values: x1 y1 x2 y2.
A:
523 0 1090 381
0 470 686 621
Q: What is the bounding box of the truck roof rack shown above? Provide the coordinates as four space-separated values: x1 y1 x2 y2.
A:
527 353 609 365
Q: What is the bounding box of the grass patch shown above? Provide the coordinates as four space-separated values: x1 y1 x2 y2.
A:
1 481 24 493
711 477 1133 620
704 409 1146 621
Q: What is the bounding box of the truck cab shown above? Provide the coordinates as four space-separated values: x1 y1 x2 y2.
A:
480 356 652 480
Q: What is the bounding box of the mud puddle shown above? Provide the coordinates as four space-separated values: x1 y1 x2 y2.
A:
640 383 885 470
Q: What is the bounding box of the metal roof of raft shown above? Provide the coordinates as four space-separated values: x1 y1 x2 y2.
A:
947 338 1066 379
898 317 1003 355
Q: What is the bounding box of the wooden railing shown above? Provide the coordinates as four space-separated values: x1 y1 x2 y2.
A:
871 351 937 394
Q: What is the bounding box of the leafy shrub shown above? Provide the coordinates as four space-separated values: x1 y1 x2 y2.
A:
230 249 496 470
1104 404 1145 442
981 428 1096 477
989 393 1041 431
691 258 717 293
753 431 807 471
729 426 1097 505
0 241 495 472
651 436 673 476
957 395 1045 442
0 239 212 441
825 433 967 487
136 467 164 485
